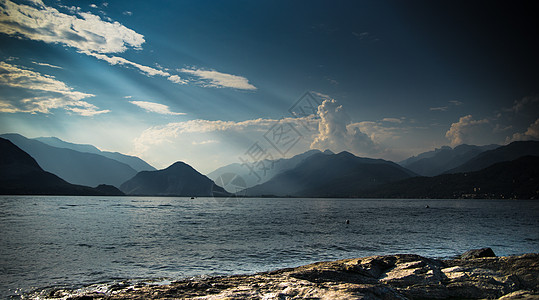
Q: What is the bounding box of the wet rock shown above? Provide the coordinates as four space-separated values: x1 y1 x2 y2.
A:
41 252 538 299
460 247 497 259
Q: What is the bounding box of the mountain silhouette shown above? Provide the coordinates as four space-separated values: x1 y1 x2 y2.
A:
244 151 416 197
363 155 539 199
445 141 539 174
207 149 333 191
35 136 155 172
120 161 229 196
399 144 499 176
1 134 137 187
0 138 123 195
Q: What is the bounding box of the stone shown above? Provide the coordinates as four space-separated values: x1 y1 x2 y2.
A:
44 252 538 300
460 247 497 259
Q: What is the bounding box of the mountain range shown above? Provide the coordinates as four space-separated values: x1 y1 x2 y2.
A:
35 137 155 172
0 138 123 195
398 144 499 176
1 132 538 198
207 149 333 191
0 134 150 188
244 151 416 197
444 140 539 174
362 155 539 199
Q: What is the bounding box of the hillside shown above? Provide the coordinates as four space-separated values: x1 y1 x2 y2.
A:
244 151 416 197
362 155 539 199
0 138 123 195
120 161 229 196
445 141 539 174
1 134 137 187
35 137 155 172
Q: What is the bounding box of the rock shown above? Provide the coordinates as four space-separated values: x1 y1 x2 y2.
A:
460 247 497 259
39 252 538 299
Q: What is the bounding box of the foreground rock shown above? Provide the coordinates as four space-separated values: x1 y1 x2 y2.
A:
44 253 538 299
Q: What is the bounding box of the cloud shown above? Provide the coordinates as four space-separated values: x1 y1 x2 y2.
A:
445 115 489 146
0 0 257 91
310 99 379 156
0 61 108 116
430 106 448 111
507 118 539 142
0 0 145 54
382 118 402 124
84 52 170 77
129 101 186 116
132 116 317 156
167 75 187 85
31 61 63 69
180 68 256 90
449 100 463 106
510 96 539 113
192 140 219 145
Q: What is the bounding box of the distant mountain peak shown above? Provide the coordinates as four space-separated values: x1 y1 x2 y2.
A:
323 149 334 155
120 161 229 196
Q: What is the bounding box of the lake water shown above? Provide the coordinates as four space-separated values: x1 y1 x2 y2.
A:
1 196 538 298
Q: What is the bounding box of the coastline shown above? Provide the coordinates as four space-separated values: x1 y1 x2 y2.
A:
34 250 538 300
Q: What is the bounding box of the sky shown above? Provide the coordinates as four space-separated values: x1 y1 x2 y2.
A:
0 0 538 174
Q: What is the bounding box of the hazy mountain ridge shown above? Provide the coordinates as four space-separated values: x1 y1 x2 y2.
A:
362 155 539 199
0 138 123 195
445 141 539 174
399 144 499 176
120 161 229 197
244 151 416 197
1 133 137 188
35 136 155 172
207 149 333 191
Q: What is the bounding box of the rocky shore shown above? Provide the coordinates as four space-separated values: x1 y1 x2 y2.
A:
42 249 538 299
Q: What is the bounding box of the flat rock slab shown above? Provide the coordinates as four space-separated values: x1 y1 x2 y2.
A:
40 253 539 299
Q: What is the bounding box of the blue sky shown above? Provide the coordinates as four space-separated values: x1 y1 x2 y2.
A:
1 0 538 173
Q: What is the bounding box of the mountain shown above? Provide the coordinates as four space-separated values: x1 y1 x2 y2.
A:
445 141 539 174
399 144 499 176
362 155 539 199
1 133 137 187
243 151 416 197
120 161 229 196
35 136 155 172
0 138 123 195
207 149 333 192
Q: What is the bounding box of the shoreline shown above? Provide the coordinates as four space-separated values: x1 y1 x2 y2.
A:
31 250 538 300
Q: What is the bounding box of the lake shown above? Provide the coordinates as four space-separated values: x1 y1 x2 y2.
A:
1 196 538 298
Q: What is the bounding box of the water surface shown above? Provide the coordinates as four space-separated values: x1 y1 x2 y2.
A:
1 196 538 298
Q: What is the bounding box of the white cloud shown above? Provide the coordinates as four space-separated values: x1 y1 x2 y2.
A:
84 52 170 77
507 118 539 142
0 0 145 54
167 75 188 85
31 61 63 69
0 61 108 116
449 100 463 106
129 101 186 116
445 115 489 146
132 116 317 157
310 99 380 156
180 68 256 90
192 140 219 145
